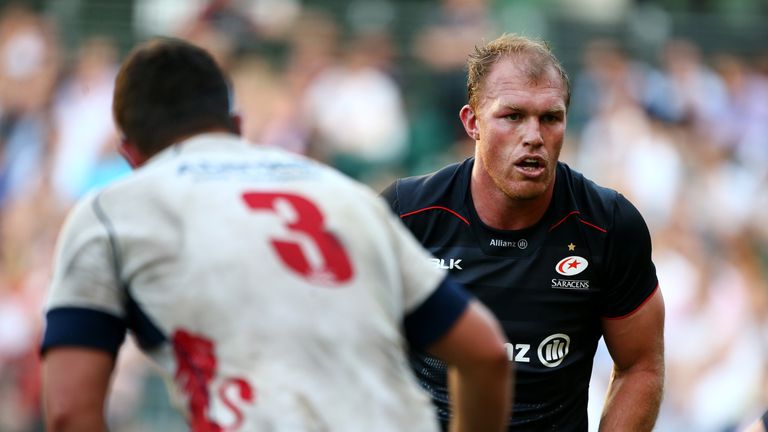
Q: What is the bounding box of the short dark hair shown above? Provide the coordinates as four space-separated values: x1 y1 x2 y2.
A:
113 37 234 156
467 33 570 110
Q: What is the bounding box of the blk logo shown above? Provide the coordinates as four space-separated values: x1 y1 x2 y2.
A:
430 258 463 270
555 256 588 276
537 333 570 367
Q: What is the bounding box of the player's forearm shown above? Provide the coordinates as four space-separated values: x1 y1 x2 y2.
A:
598 365 663 432
42 348 114 432
45 411 107 432
448 361 512 432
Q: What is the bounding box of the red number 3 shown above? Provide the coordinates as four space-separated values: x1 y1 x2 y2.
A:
241 192 354 286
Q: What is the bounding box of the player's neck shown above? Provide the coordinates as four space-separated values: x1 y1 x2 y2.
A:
470 175 554 231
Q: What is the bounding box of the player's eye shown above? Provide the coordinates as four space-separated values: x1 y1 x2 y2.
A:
505 113 522 121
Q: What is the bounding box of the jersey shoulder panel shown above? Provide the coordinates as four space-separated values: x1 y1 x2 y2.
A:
554 162 622 229
46 189 127 319
382 158 471 216
556 162 653 239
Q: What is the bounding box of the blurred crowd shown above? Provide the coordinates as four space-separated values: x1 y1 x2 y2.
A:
0 0 766 431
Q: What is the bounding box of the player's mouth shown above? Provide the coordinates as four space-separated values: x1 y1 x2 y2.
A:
514 155 546 178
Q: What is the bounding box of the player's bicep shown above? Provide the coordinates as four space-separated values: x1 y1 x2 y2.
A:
43 347 115 431
601 194 658 317
601 288 665 371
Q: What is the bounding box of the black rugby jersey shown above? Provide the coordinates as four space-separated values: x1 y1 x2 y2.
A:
381 158 658 431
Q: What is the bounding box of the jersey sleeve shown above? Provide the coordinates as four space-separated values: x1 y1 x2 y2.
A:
379 180 399 213
403 276 470 350
600 194 659 318
41 194 127 356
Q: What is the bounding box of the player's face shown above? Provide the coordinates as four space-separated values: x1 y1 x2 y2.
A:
461 57 567 201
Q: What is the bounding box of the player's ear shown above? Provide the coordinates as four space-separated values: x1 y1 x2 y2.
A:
230 113 242 136
460 104 480 141
118 137 147 169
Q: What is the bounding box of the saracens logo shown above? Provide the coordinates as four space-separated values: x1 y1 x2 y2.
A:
555 256 588 276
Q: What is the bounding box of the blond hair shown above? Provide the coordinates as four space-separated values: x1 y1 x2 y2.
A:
466 33 570 109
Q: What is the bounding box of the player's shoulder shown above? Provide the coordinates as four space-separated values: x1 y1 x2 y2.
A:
244 144 393 214
556 162 642 228
60 189 105 231
557 162 619 203
381 158 471 213
88 157 172 215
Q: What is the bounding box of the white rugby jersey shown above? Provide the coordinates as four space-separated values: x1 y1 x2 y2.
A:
42 133 470 432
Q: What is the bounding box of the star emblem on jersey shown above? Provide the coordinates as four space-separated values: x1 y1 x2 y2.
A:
567 243 575 251
555 256 588 276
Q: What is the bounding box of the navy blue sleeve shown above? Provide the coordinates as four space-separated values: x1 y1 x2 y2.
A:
762 408 768 429
379 180 399 213
601 194 659 318
404 276 471 351
41 307 127 356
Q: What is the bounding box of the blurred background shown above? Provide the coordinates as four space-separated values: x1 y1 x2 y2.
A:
0 0 766 430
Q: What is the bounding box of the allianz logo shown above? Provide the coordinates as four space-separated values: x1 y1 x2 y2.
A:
504 333 570 368
489 238 528 249
430 258 463 270
538 333 570 367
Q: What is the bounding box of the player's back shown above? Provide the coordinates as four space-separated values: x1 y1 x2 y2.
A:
89 134 439 431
